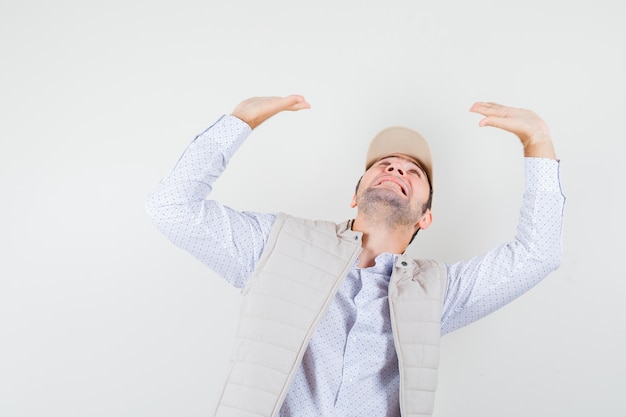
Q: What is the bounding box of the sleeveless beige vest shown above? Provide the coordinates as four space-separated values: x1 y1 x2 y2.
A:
214 214 447 417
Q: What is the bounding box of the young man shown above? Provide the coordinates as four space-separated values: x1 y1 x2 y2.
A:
146 95 564 417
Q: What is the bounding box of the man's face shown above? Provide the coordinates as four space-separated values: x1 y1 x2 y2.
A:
352 154 432 229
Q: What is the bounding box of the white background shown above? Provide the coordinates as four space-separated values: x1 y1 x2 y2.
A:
1 1 624 416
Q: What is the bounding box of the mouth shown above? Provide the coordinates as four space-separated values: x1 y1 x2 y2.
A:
376 178 407 196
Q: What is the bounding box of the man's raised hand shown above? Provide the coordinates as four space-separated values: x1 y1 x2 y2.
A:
231 95 311 130
470 102 557 160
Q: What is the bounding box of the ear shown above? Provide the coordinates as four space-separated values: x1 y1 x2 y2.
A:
415 209 433 231
350 193 357 208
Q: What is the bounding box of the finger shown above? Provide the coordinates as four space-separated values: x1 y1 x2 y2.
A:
477 111 541 142
478 115 521 130
283 95 311 111
232 95 310 129
469 101 511 118
470 102 528 130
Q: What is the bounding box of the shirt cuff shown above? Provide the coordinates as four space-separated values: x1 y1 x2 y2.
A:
191 114 252 155
222 114 253 133
524 157 563 194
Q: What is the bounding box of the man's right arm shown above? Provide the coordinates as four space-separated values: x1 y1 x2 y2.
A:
145 115 277 288
145 95 310 288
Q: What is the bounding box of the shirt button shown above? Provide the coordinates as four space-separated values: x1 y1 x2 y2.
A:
401 261 408 266
354 236 358 240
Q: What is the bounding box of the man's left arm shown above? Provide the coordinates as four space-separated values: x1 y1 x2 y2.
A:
441 102 565 334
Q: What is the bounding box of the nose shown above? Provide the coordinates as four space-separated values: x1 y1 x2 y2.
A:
386 164 404 176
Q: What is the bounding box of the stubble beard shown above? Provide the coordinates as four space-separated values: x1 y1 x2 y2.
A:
358 188 422 228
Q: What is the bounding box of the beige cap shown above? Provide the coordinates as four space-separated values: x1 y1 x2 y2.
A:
365 126 433 184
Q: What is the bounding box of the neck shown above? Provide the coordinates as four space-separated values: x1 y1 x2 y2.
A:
352 214 414 268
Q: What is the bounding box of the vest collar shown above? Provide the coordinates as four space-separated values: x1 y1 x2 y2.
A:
337 219 362 243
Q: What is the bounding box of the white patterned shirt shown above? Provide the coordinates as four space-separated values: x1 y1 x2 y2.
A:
146 115 565 417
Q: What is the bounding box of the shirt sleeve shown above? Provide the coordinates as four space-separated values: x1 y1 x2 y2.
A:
441 158 565 335
145 115 277 288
